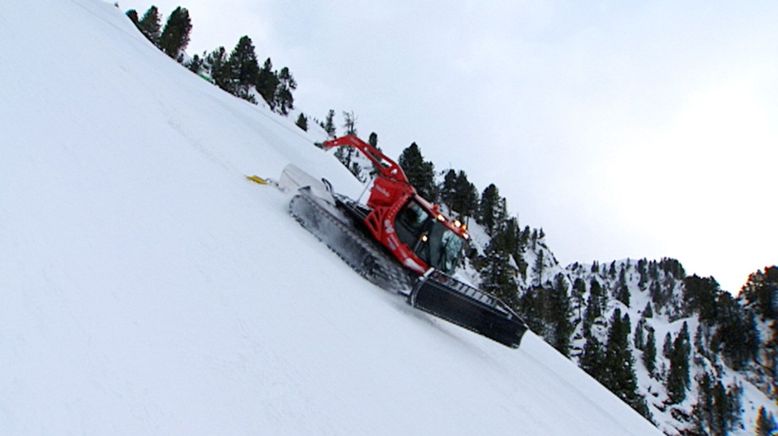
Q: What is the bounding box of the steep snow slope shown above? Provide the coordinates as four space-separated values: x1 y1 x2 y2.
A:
0 1 661 434
562 260 778 434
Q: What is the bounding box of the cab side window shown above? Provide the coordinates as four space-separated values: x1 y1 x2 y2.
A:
396 201 429 248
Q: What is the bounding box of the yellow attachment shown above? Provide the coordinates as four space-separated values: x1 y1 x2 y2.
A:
245 175 270 185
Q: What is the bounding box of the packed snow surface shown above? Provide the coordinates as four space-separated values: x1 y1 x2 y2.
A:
0 0 660 434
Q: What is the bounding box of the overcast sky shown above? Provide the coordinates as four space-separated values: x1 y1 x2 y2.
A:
119 0 777 292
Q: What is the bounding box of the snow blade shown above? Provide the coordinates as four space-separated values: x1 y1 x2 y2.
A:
409 270 527 348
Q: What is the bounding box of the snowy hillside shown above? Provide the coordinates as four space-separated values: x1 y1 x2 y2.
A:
563 260 775 434
510 230 778 435
0 0 662 434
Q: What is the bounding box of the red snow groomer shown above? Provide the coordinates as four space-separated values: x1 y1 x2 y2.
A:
284 134 527 348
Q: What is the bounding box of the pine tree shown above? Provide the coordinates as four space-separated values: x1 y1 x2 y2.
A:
691 372 715 434
398 143 436 200
479 235 518 309
549 274 573 356
158 6 192 60
342 110 357 135
187 54 203 74
684 274 720 321
225 36 260 102
714 292 760 370
478 184 505 236
633 318 646 351
256 58 279 107
725 382 742 431
600 311 651 419
711 380 729 434
137 6 162 45
616 284 630 307
693 323 707 357
126 9 139 25
205 46 229 90
583 283 603 339
666 322 691 404
295 113 308 131
643 328 657 376
533 250 545 287
451 171 478 218
518 288 544 335
571 278 586 322
322 109 336 138
603 311 632 393
637 258 648 290
660 257 686 279
643 301 653 318
501 217 527 277
690 377 741 435
520 225 531 248
662 332 673 359
580 334 604 380
591 279 607 313
440 169 458 210
741 266 778 320
273 67 297 115
650 281 664 312
331 111 359 174
368 132 379 148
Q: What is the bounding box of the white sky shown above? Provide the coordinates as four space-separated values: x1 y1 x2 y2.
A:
118 0 777 292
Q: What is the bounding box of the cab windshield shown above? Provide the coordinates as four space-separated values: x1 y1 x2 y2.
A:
395 201 465 274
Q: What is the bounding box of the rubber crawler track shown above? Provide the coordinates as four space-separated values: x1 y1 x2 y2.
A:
289 189 412 294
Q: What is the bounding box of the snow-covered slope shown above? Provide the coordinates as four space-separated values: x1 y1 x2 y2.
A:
0 1 660 434
562 260 778 435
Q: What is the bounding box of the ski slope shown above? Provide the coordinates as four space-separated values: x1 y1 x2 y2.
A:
0 0 661 434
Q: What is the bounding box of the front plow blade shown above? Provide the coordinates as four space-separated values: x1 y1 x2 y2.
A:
409 270 527 348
